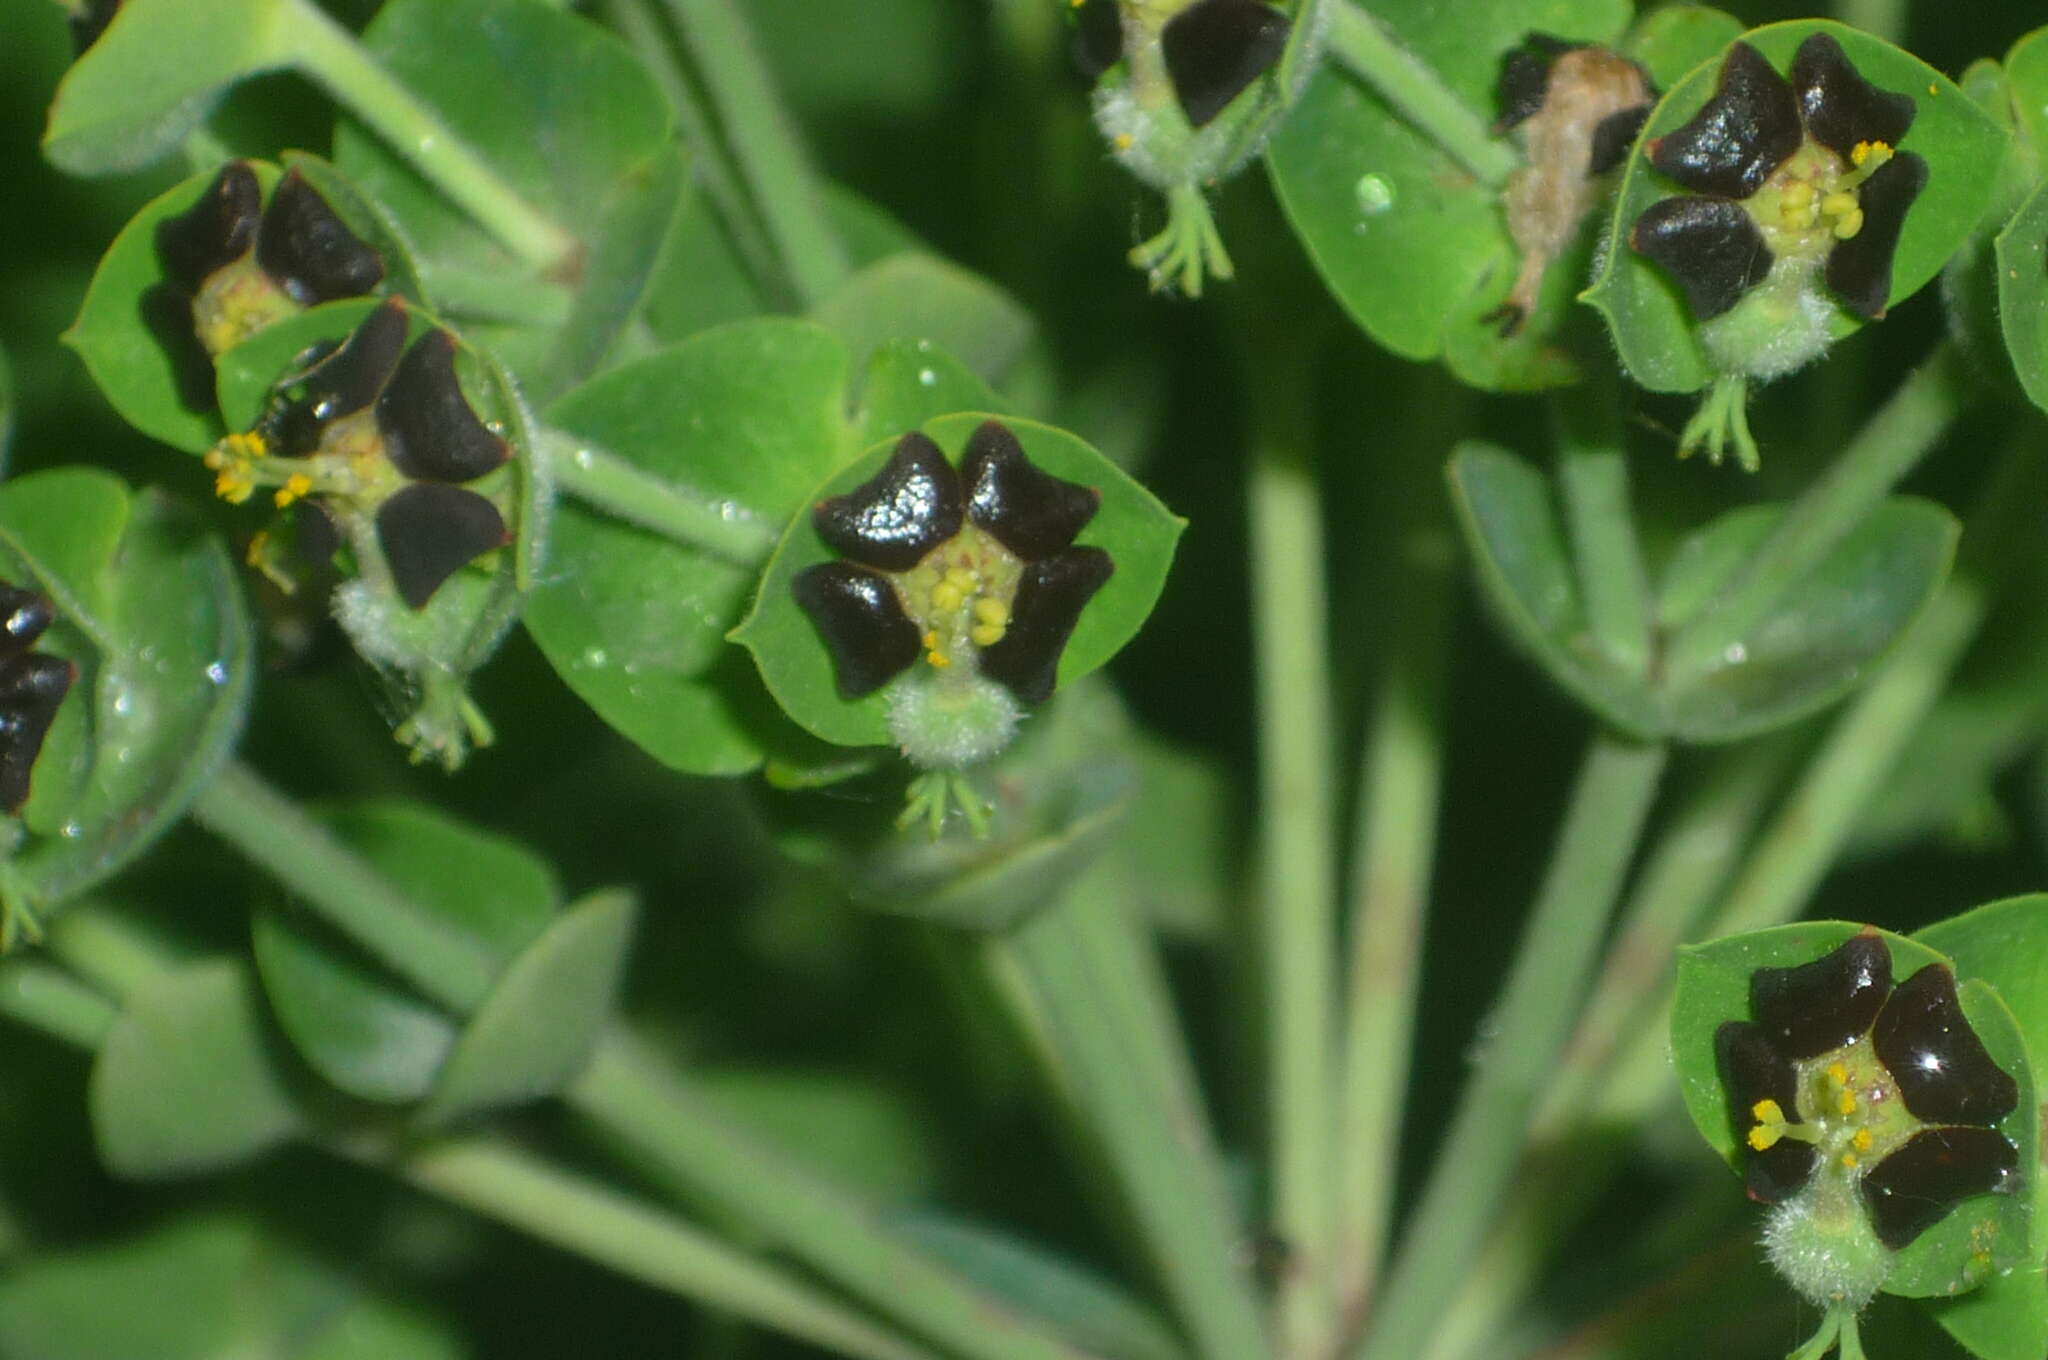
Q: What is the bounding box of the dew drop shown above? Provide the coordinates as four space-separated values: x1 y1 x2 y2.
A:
581 647 609 669
60 822 82 840
1354 173 1396 218
1722 642 1749 665
205 661 229 686
917 368 938 387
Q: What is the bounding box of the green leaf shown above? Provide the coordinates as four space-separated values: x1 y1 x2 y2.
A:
1655 499 1958 742
1449 444 1956 741
0 341 13 466
811 252 1038 396
331 0 674 402
1265 0 1628 389
526 320 1016 775
418 887 635 1126
1585 21 2008 393
1916 897 2048 1360
253 800 559 1103
1672 922 2037 1304
41 0 287 175
891 1210 1184 1360
6 486 252 918
1622 6 1746 88
1996 175 2048 417
89 958 303 1178
2006 27 2048 168
737 412 1182 749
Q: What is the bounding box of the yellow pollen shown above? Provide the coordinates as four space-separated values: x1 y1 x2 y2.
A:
1838 1088 1858 1115
971 623 1006 647
1827 1063 1848 1082
922 630 950 669
1850 140 1892 168
1781 181 1814 208
931 581 965 611
1749 1125 1780 1152
273 473 314 509
973 597 1009 627
1842 1153 1859 1169
1114 133 1135 152
214 468 255 505
1748 1097 1788 1150
1853 1129 1873 1151
1833 207 1865 240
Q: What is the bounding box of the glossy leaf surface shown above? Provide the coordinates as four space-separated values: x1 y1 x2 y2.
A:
1585 21 2006 392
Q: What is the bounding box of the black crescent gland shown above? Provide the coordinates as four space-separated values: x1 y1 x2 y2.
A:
1825 151 1927 319
1872 963 2019 1127
1160 0 1290 129
961 420 1101 561
1647 42 1801 198
257 169 386 306
1860 1125 2020 1250
0 653 75 814
376 329 510 484
1630 196 1774 320
813 431 966 572
375 483 510 610
1791 32 1916 161
1749 931 1893 1060
156 161 262 294
977 545 1114 704
792 562 924 699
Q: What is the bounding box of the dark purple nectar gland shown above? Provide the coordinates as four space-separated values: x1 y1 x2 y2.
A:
1487 37 1654 336
157 164 385 359
1712 933 2022 1327
205 301 511 612
1628 36 1927 470
0 582 75 823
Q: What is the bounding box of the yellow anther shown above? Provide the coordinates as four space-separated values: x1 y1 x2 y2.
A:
1749 1124 1782 1152
1850 140 1893 168
213 467 256 505
1820 191 1858 218
922 630 950 669
1838 1087 1858 1116
273 473 314 509
1853 1129 1873 1151
931 581 965 611
1827 1063 1848 1082
1842 1153 1860 1169
1114 133 1135 152
1832 208 1865 240
1748 1097 1789 1150
973 597 1009 627
971 623 1006 647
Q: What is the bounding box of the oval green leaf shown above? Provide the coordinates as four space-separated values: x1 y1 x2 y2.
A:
418 887 636 1126
89 958 304 1178
735 412 1183 749
1586 21 2008 393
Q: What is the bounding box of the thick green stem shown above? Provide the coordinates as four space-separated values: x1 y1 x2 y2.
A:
570 1034 1102 1360
657 0 851 306
193 761 499 1013
545 432 779 565
1331 523 1455 1332
992 870 1269 1360
1354 731 1666 1360
392 1138 938 1360
1668 346 1964 681
1554 382 1652 678
1325 3 1517 188
1248 386 1340 1351
276 0 578 275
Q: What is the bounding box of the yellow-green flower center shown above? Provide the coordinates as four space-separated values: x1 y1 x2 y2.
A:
1750 138 1895 261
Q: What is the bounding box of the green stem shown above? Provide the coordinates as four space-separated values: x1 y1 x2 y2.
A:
1331 523 1455 1333
1554 381 1652 678
993 869 1269 1360
391 1138 939 1360
1325 3 1518 188
276 0 579 275
570 1034 1102 1360
1354 731 1666 1360
656 0 851 306
1667 346 1964 682
1247 381 1340 1351
193 761 499 1013
605 0 788 305
1834 0 1907 41
544 431 779 565
0 958 117 1048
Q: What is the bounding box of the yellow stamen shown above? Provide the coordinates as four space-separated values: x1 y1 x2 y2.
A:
273 473 314 509
971 623 1006 647
1820 191 1858 219
973 597 1009 627
1838 1088 1857 1116
1827 1063 1847 1082
1853 1129 1873 1151
1842 1153 1860 1169
931 581 965 611
213 468 255 505
1833 207 1865 240
922 630 950 669
244 530 271 568
1850 140 1892 168
1748 1097 1788 1150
